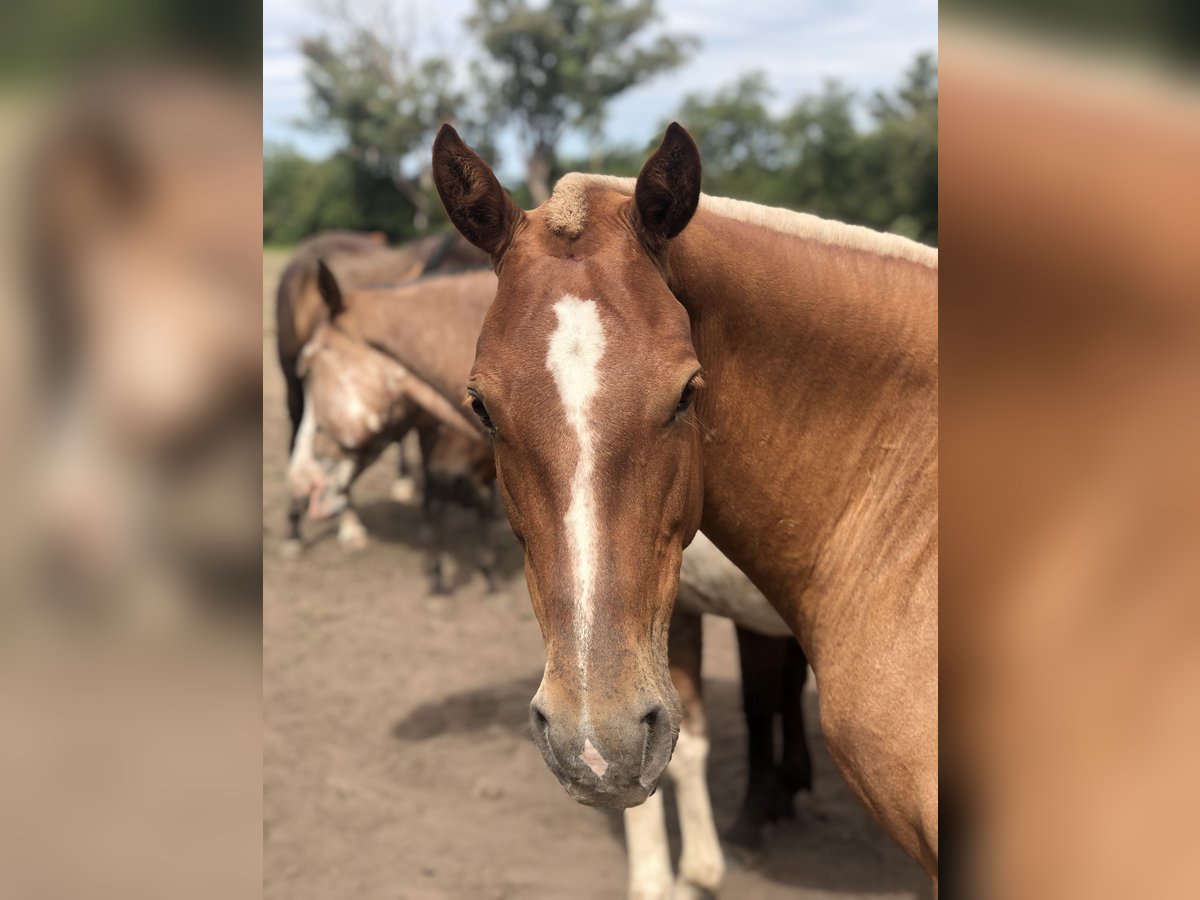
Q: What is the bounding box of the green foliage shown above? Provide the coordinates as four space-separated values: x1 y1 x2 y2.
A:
670 53 938 245
301 33 465 173
263 144 424 244
297 10 492 234
467 0 694 200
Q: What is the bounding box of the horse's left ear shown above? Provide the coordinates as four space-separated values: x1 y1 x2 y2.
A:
634 122 701 247
432 124 523 262
315 259 345 318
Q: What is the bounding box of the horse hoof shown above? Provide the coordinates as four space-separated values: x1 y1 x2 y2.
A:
768 794 798 821
726 841 766 870
338 523 369 551
723 822 766 868
280 539 303 560
389 477 418 504
673 881 719 900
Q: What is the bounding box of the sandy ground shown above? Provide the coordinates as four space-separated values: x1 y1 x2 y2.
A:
263 250 931 899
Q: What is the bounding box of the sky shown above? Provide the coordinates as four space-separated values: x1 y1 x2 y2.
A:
263 0 937 179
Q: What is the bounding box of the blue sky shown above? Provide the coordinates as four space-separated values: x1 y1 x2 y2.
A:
263 0 936 179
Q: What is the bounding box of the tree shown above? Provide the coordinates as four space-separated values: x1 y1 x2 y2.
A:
300 0 491 234
672 72 785 203
667 53 938 246
264 146 363 244
467 0 694 203
862 52 938 244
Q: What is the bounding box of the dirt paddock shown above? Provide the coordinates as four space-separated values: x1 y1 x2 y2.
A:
263 250 930 899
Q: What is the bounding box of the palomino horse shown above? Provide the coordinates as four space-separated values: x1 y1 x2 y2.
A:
276 231 488 552
289 265 816 898
433 123 938 877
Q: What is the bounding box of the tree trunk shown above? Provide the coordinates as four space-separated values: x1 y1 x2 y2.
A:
526 142 554 206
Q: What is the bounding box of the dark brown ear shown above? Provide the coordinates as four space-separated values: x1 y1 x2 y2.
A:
634 122 702 246
315 259 345 318
432 124 522 260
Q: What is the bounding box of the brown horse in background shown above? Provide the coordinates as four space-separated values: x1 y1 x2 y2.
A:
286 267 500 589
275 231 488 551
433 123 937 880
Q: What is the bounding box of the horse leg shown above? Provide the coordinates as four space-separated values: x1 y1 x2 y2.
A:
774 639 813 816
390 431 420 504
725 626 787 861
281 364 306 558
478 484 500 593
284 362 304 454
422 485 448 595
282 494 306 559
413 424 449 595
668 609 725 899
623 789 673 900
337 504 369 551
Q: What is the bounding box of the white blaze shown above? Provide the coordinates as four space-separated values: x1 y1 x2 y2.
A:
546 295 606 690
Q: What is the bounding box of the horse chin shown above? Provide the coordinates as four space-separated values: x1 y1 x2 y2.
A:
564 779 658 810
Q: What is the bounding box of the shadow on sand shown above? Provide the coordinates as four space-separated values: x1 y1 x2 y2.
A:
390 671 932 898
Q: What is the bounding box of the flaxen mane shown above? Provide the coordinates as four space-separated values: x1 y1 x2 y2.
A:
542 173 938 269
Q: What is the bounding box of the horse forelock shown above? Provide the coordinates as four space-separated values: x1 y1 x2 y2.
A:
541 174 636 240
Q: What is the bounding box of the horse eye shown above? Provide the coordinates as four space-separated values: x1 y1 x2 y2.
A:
675 377 700 417
469 393 495 433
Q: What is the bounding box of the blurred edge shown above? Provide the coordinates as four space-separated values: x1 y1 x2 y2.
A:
941 14 1200 900
0 1 262 898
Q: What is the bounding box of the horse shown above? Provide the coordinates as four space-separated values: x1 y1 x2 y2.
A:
289 266 817 898
432 122 938 879
275 231 488 553
286 266 500 590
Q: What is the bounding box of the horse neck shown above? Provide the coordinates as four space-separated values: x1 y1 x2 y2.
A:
346 277 492 403
669 209 938 656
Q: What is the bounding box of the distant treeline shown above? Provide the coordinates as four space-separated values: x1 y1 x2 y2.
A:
265 46 936 248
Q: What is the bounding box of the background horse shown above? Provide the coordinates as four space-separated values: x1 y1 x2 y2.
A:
276 231 488 552
286 267 498 590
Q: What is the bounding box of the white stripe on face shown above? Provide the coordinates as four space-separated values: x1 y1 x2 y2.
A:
546 295 607 691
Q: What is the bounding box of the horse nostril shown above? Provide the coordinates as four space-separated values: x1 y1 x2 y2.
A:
531 702 549 733
637 704 673 782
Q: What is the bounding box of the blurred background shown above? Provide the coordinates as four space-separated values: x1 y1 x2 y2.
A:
0 2 261 899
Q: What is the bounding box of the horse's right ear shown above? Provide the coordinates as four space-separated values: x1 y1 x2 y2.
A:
315 259 345 318
432 124 523 261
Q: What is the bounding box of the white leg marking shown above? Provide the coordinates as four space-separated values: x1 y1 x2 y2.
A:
389 476 418 504
624 788 673 900
287 394 319 497
670 729 725 895
337 508 368 549
545 295 606 693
